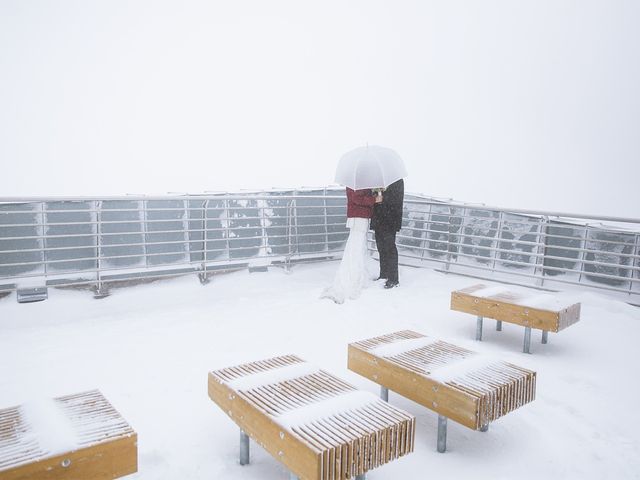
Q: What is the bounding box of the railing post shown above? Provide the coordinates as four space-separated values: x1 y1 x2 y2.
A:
444 206 454 272
94 200 108 298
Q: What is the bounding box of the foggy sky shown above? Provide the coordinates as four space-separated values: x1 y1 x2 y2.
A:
1 0 638 217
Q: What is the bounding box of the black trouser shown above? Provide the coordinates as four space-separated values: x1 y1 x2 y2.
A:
375 229 399 282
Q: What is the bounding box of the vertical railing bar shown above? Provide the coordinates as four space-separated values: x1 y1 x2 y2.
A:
420 203 433 261
323 187 329 254
141 199 149 268
225 198 231 261
444 205 454 272
534 216 549 287
203 200 209 273
630 233 639 296
95 200 103 294
259 197 268 258
577 224 589 284
40 202 47 280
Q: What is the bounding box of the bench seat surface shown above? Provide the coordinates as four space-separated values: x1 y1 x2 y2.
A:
208 355 415 480
0 389 137 480
348 331 536 430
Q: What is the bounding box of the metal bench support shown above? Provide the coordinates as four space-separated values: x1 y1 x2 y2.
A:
523 327 532 354
437 415 447 453
480 424 489 432
476 316 483 341
240 430 250 465
496 320 502 331
542 330 549 344
380 386 389 402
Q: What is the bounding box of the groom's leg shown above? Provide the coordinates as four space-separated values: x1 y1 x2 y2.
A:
387 231 399 283
375 229 388 279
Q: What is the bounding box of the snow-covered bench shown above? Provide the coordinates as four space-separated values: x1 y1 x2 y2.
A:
0 389 137 480
208 355 416 479
348 330 536 453
450 284 581 353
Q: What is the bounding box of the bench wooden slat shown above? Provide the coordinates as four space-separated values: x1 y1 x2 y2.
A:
0 390 137 480
208 355 415 480
348 331 536 430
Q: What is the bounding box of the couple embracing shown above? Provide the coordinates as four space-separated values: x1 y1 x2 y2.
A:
321 179 404 304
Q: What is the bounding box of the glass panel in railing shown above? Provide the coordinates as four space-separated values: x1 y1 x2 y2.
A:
204 198 229 262
262 191 293 257
294 190 327 255
497 213 542 272
0 202 44 280
227 198 261 260
187 199 206 264
423 203 452 259
100 200 145 269
398 199 429 258
144 200 189 267
583 227 636 288
44 201 97 275
542 221 585 278
458 208 500 266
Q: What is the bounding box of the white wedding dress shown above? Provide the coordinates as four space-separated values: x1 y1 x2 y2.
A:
320 217 371 304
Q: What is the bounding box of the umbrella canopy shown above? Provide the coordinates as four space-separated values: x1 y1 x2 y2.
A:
335 145 408 190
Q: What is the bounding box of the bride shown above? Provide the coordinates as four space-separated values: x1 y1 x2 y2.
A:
321 187 382 304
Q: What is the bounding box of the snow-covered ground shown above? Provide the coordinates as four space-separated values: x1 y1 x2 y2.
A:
1 262 639 479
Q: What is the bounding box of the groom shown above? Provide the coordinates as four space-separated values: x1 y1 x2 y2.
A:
371 179 404 289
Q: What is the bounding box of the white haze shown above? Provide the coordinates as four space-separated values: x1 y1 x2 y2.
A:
0 0 638 218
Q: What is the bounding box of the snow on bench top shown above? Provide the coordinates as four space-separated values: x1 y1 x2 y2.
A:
18 398 79 456
427 353 503 384
225 361 321 391
468 285 577 310
368 335 440 357
276 390 379 429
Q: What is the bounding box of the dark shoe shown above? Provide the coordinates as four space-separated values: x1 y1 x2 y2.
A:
375 276 388 281
384 280 399 289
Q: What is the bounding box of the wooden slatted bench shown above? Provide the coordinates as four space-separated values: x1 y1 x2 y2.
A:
0 389 137 480
348 330 536 453
208 354 415 480
451 284 581 353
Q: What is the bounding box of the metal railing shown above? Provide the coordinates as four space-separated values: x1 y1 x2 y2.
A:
1 189 639 302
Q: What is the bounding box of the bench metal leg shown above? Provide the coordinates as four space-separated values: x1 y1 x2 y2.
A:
476 316 483 341
496 320 502 331
239 430 250 465
479 424 489 432
355 475 366 480
523 327 532 354
542 330 549 344
380 386 389 402
437 415 447 453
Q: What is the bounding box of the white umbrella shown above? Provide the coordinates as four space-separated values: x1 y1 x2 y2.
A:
335 145 408 190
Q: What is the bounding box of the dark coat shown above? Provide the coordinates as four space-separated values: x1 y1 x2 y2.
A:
346 188 375 219
370 179 404 232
